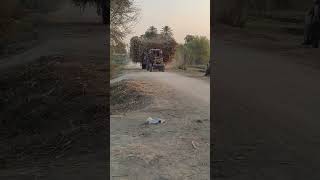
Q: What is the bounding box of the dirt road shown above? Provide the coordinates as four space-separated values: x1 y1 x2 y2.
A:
213 37 320 179
111 65 210 179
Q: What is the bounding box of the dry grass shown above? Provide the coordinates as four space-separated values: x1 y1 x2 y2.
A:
110 62 123 79
110 80 153 114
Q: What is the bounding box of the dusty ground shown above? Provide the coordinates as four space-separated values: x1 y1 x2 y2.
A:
110 64 210 179
0 1 108 179
213 23 320 179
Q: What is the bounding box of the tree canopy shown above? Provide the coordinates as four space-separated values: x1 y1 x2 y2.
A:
184 35 210 65
110 0 139 46
175 35 210 67
161 26 173 38
144 26 158 39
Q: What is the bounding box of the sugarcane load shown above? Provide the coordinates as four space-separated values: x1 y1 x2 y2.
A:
130 26 177 72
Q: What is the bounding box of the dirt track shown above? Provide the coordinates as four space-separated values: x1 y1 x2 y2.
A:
111 65 210 179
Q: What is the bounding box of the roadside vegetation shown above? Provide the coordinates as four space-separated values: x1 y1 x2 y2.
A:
109 0 139 79
174 35 210 74
111 53 127 79
129 25 210 75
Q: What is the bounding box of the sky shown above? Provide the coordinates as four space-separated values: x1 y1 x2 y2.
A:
125 0 210 44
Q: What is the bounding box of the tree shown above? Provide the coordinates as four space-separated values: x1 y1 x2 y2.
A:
110 0 139 46
144 26 158 39
112 41 127 54
175 35 210 66
186 36 210 65
129 36 141 61
174 44 188 70
161 26 173 37
184 35 195 44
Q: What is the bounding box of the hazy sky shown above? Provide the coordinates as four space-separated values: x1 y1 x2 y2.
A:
125 0 210 44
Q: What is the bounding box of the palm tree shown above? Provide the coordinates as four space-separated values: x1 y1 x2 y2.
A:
144 26 158 38
161 26 173 37
148 26 158 35
184 35 195 44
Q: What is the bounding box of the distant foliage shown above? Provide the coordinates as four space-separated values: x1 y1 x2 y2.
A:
161 26 174 39
175 35 210 67
185 36 210 65
144 26 158 39
129 36 141 63
111 41 127 54
174 44 187 69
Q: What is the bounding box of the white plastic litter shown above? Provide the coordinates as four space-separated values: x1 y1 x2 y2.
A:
146 117 165 125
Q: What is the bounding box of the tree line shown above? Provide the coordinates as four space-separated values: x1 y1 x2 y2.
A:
174 35 210 68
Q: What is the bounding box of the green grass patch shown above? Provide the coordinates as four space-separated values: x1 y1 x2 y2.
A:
110 54 128 79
